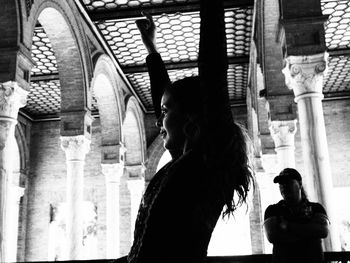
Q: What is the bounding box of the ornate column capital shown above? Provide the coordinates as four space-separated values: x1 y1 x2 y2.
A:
282 53 328 102
60 135 91 161
269 120 297 149
0 81 28 120
101 163 124 183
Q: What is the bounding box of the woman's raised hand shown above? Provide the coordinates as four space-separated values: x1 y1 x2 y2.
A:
136 12 158 54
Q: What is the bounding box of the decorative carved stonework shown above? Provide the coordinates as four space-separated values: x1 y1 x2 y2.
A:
60 135 91 161
269 120 297 149
282 53 328 101
0 82 28 119
25 0 34 17
102 163 124 183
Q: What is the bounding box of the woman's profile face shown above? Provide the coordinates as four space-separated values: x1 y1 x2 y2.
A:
156 91 187 151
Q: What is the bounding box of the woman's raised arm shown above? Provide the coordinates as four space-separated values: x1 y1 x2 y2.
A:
136 13 170 119
198 0 233 145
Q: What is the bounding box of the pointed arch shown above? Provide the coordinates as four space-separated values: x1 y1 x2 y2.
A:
123 96 146 166
29 0 93 113
92 54 125 162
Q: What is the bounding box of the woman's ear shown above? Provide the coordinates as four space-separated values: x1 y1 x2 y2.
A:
183 119 201 143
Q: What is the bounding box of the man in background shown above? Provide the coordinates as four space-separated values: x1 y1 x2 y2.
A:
264 168 329 263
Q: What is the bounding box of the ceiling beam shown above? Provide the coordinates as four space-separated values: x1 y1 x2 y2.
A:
328 48 350 56
30 56 248 81
88 0 254 21
122 56 249 74
30 73 59 82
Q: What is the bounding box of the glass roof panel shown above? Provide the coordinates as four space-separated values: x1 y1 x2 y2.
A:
31 27 58 76
324 55 350 94
96 8 252 67
24 80 99 117
322 0 350 50
126 63 248 111
82 0 197 12
25 80 62 116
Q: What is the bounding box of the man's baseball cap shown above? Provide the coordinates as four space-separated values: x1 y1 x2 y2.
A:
273 168 302 184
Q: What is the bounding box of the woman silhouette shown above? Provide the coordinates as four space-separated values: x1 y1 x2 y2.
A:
118 1 254 262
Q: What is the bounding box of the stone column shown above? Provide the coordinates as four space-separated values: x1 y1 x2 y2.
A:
61 135 91 260
0 81 28 262
282 52 340 250
126 164 145 241
269 120 297 171
5 184 24 262
101 163 124 258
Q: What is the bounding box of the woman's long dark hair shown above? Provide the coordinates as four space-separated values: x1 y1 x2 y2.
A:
167 76 254 217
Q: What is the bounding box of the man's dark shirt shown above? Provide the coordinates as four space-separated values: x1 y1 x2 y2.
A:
264 200 328 263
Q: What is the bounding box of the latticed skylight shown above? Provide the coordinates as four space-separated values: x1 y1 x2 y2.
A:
82 0 198 11
25 80 99 117
126 63 248 111
97 8 252 67
31 27 58 76
126 67 198 110
324 55 350 94
26 80 61 115
322 0 350 50
23 0 350 119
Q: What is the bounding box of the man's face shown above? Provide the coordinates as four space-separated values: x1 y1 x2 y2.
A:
279 179 302 204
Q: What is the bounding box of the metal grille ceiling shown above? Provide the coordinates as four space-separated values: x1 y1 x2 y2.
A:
83 0 199 11
97 9 252 67
94 7 252 111
324 55 350 95
127 64 248 109
322 0 350 50
23 0 350 119
23 79 99 118
31 27 58 76
321 0 350 96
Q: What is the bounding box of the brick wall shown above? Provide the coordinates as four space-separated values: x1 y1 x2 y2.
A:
324 99 350 187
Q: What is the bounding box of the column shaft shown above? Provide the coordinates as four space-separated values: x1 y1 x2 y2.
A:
61 136 90 260
102 163 124 258
127 179 144 241
0 123 15 262
5 185 24 262
0 81 28 261
126 164 145 242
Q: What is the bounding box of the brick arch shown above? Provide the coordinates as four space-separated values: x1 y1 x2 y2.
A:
15 124 29 176
29 1 93 113
123 96 146 166
92 54 125 149
145 135 166 182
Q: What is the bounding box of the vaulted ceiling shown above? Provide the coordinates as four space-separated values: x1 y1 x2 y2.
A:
22 0 350 120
